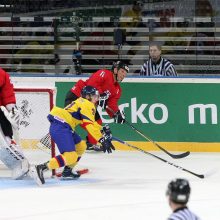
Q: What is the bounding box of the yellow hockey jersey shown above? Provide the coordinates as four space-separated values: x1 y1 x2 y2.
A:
49 97 102 142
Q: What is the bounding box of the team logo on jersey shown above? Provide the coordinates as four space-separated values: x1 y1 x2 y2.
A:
100 71 106 77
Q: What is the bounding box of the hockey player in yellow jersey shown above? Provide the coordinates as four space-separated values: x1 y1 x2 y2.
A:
32 86 115 185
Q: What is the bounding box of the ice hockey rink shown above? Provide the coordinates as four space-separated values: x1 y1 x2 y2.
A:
0 150 220 220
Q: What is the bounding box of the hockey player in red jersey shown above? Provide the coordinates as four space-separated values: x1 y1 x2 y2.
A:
65 61 129 151
0 68 30 179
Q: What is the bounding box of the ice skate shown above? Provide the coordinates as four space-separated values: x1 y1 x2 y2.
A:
61 166 81 180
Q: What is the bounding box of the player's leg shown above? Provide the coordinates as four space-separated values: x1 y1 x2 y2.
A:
0 126 29 179
0 108 29 179
34 121 80 184
62 132 86 179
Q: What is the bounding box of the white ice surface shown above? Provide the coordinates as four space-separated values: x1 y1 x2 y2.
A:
0 150 220 220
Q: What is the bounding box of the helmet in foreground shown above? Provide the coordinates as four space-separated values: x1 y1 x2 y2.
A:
166 178 191 204
112 61 129 73
81 86 99 99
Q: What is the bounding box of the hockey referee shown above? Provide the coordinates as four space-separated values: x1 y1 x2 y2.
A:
140 43 177 77
166 178 201 220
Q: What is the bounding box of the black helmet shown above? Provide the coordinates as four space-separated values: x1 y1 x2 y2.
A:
166 178 191 204
81 86 99 98
112 61 129 73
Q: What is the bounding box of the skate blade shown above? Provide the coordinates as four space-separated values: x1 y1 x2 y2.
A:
29 166 44 186
59 176 80 181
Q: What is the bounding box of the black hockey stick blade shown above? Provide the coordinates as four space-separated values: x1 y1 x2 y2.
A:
125 120 190 159
113 136 205 179
106 106 190 159
153 141 190 159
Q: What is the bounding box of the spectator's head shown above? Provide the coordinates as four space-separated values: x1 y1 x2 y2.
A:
112 61 129 82
195 0 213 17
149 43 162 63
81 86 99 104
133 1 143 12
166 178 191 210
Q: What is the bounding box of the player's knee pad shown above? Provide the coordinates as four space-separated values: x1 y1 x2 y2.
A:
63 151 78 166
75 141 86 157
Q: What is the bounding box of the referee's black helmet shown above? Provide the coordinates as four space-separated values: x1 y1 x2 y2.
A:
166 178 191 204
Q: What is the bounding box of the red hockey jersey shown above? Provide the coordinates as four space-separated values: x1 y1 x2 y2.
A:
0 68 16 106
71 69 121 117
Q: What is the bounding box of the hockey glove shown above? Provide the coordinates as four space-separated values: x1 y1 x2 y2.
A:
102 124 112 141
98 91 110 109
114 110 125 124
1 105 20 130
99 135 115 153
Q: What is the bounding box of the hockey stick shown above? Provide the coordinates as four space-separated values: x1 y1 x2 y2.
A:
113 136 204 179
124 120 190 159
106 106 189 159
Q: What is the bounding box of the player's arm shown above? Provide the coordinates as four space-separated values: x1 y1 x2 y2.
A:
106 96 119 117
106 101 125 124
84 121 115 153
1 70 20 142
106 89 125 124
1 70 19 130
80 104 115 153
79 105 102 141
1 69 16 106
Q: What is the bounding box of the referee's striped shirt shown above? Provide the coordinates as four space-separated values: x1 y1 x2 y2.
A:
140 57 177 76
168 207 200 220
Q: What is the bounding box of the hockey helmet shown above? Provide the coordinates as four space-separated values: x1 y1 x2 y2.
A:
112 61 129 73
166 178 191 204
81 86 99 99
